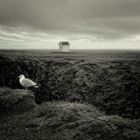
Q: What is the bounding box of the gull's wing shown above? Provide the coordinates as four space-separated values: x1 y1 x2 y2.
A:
21 78 37 87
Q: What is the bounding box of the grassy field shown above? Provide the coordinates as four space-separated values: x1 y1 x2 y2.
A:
0 49 140 140
0 49 140 61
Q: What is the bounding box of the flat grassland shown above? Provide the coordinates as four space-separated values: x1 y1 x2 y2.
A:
0 49 140 60
0 49 140 140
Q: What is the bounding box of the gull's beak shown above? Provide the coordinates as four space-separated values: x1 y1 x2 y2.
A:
17 76 20 79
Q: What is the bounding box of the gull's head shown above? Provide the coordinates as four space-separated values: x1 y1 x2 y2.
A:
18 74 25 79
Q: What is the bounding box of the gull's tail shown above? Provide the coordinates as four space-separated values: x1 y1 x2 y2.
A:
34 85 39 88
33 84 40 88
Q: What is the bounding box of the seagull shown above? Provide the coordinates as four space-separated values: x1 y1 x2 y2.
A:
18 74 39 90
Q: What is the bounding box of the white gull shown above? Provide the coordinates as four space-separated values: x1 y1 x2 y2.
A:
18 74 39 90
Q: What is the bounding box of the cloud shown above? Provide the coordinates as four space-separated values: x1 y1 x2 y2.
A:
0 0 140 40
0 26 140 50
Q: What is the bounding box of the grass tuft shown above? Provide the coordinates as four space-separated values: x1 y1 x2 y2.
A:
0 88 36 114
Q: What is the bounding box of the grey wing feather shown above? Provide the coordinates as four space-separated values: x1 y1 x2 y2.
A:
21 78 37 87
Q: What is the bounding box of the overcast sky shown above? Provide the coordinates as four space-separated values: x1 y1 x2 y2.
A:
0 0 140 50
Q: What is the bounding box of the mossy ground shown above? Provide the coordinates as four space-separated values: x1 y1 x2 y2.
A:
0 51 140 139
0 88 140 140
